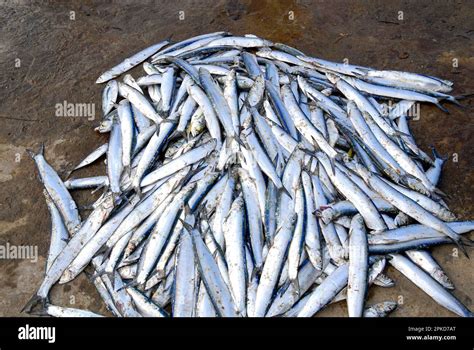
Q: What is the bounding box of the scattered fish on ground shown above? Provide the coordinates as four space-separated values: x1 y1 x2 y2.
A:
24 32 472 318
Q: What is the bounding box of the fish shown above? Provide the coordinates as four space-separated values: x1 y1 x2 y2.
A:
172 224 198 317
297 264 349 317
43 191 69 272
45 305 105 318
363 301 398 317
64 176 109 190
389 254 472 317
23 193 115 312
347 215 369 317
254 214 297 317
222 195 247 315
28 145 81 235
102 80 118 116
118 82 162 123
96 40 170 83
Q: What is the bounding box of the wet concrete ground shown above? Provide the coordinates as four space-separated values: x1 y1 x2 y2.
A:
0 0 472 316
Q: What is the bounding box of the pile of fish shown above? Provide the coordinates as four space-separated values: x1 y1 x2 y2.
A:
25 32 473 318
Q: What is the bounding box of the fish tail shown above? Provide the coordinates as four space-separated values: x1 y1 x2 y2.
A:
232 134 245 148
172 130 187 140
90 182 108 195
116 279 139 292
94 244 109 257
58 270 75 285
395 130 412 138
460 235 474 248
445 96 464 108
291 278 300 297
433 187 449 199
78 203 96 210
123 165 131 179
90 269 107 281
26 143 44 159
329 157 336 176
429 145 449 162
278 280 291 296
63 168 74 179
278 185 293 200
21 293 47 314
298 147 317 159
434 102 450 114
454 236 470 259
155 268 167 281
178 217 194 232
134 185 143 199
26 149 36 159
251 263 262 281
28 305 50 317
453 92 474 100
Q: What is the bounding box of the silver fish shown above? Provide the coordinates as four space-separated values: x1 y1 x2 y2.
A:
96 40 170 83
